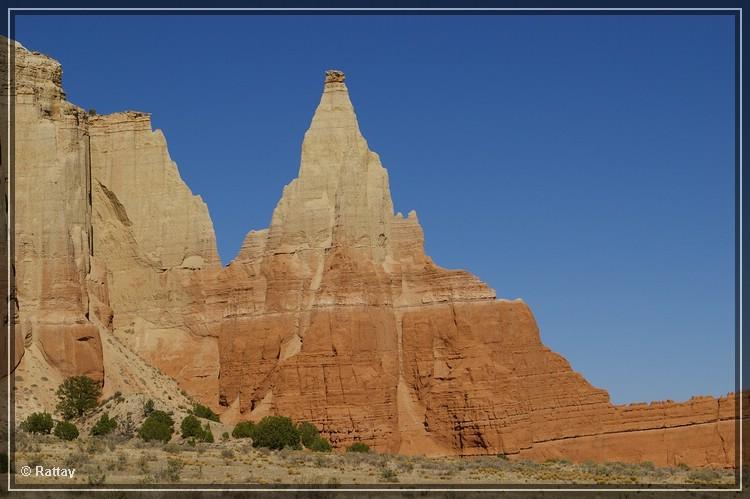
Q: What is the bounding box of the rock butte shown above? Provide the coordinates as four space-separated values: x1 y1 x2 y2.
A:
7 42 745 468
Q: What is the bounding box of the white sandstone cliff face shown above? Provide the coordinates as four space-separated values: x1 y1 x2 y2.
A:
89 111 222 405
11 44 106 410
9 39 221 415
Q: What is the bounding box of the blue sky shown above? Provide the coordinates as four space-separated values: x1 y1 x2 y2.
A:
13 13 736 405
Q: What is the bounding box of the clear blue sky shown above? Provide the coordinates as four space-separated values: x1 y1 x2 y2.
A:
13 13 736 405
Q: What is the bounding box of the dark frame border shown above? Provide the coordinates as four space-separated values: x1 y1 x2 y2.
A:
1 4 745 494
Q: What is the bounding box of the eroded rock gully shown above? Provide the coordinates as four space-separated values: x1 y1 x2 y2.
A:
9 44 743 467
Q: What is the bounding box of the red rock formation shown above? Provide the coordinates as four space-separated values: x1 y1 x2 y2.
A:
210 71 743 468
10 39 741 468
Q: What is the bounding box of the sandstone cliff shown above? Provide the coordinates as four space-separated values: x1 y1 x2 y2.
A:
10 46 742 469
11 44 105 396
8 40 216 415
209 70 742 468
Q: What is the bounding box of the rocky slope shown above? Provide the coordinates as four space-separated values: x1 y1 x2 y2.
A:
9 45 743 468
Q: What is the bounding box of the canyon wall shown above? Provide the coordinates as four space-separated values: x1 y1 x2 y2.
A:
10 46 742 468
11 44 105 392
9 40 221 412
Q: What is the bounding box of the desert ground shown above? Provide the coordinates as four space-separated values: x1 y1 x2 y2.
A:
10 432 736 488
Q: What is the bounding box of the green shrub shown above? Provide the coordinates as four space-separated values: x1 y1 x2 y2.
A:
20 412 54 434
251 416 300 450
191 404 220 422
202 423 214 443
143 399 155 417
298 421 320 448
180 415 213 442
54 421 79 441
180 415 203 439
138 410 174 443
231 421 255 439
91 413 118 436
221 432 230 442
346 442 370 453
56 376 101 420
309 437 333 452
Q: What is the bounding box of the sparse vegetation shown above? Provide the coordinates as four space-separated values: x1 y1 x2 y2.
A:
308 437 333 452
180 415 214 443
191 403 220 422
687 468 721 483
232 421 255 439
251 416 300 450
138 410 174 443
91 413 118 436
56 376 102 420
20 412 54 434
143 399 155 417
180 415 203 439
347 442 370 453
11 434 735 486
298 421 320 448
202 423 215 443
53 421 79 441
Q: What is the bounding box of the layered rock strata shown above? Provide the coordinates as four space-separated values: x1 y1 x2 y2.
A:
9 40 221 411
11 44 105 386
11 45 742 468
210 71 742 467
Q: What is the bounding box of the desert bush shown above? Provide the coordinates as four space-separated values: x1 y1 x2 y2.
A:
346 442 370 453
119 413 137 438
232 421 255 439
143 399 155 417
86 465 106 485
251 416 300 450
202 423 214 443
640 461 656 472
298 421 320 448
64 449 89 468
162 458 183 482
190 403 220 422
308 437 333 452
91 413 118 436
163 442 181 453
20 412 54 434
138 410 174 443
180 415 203 439
222 431 230 442
687 469 721 483
54 421 79 441
56 376 101 420
116 452 127 471
221 449 234 459
380 466 398 482
181 416 214 443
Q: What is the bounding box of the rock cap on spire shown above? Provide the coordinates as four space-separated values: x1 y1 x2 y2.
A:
325 69 345 84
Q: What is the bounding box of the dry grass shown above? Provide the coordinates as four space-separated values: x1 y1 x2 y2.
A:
9 433 737 487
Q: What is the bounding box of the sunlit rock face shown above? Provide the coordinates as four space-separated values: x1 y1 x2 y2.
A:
11 43 105 389
211 71 741 467
11 40 741 467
